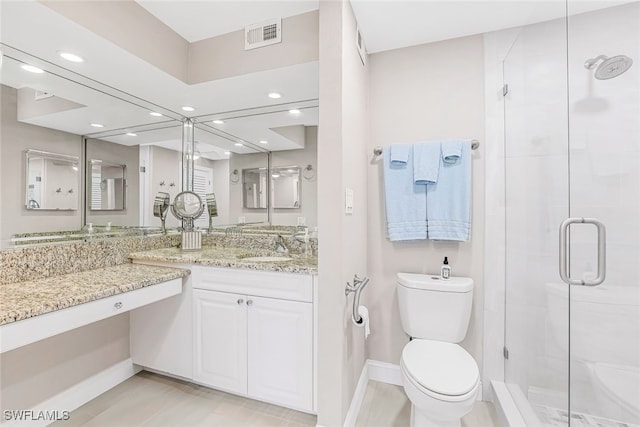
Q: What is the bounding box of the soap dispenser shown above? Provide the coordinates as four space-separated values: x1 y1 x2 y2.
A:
441 257 451 280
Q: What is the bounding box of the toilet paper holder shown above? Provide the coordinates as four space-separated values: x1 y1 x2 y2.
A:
345 274 370 324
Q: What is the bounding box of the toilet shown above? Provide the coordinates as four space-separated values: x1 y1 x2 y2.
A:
397 273 479 427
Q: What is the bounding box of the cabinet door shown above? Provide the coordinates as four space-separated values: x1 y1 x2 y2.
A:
193 289 247 395
247 296 313 411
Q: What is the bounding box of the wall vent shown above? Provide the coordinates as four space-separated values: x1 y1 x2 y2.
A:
245 18 282 50
34 90 53 100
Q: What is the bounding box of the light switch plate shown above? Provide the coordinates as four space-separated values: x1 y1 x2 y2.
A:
345 188 354 215
297 217 306 226
238 216 246 224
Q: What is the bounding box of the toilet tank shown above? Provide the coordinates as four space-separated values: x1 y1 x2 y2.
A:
397 273 473 343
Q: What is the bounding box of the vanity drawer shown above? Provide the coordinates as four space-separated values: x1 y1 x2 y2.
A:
192 266 313 302
1 278 183 353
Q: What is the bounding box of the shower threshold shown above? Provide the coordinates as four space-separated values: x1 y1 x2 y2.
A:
491 381 639 427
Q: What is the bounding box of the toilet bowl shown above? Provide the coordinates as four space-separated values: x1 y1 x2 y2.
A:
400 339 480 427
396 273 479 427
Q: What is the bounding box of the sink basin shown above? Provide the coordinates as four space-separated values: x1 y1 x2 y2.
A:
241 256 293 263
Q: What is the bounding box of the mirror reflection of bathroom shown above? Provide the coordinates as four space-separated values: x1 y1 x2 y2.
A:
25 150 79 211
88 160 126 211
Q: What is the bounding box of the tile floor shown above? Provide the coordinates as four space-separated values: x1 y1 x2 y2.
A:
52 372 500 426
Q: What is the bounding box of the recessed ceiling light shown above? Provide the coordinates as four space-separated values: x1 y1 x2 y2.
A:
224 151 231 155
272 173 280 178
287 169 295 173
149 112 163 117
90 123 104 128
268 92 282 99
289 109 301 115
234 143 243 147
259 140 268 144
58 52 84 63
212 119 224 124
21 64 44 74
126 132 137 137
182 106 195 112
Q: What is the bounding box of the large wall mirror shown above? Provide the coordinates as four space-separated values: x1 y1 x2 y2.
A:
0 1 318 246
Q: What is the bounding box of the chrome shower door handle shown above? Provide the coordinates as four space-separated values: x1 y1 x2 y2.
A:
559 217 606 286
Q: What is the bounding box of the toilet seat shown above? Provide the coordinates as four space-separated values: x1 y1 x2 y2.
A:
401 339 479 401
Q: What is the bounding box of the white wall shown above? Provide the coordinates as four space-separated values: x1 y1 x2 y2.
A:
317 1 369 425
366 35 486 371
0 85 83 244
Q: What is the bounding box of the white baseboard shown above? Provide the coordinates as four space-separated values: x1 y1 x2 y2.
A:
366 360 402 386
2 359 139 427
342 364 370 427
343 359 486 427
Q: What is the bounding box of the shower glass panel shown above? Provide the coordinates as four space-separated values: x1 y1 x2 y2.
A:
567 2 640 425
504 2 640 426
503 4 570 424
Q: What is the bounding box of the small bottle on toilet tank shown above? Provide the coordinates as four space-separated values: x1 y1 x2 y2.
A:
441 257 451 280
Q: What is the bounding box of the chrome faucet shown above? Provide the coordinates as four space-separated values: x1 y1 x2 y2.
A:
293 226 310 256
274 234 289 253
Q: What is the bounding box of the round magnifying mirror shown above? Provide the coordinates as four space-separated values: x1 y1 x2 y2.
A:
172 191 204 220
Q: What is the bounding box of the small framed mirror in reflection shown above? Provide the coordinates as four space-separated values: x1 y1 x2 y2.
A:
25 149 79 211
88 160 126 211
271 166 301 209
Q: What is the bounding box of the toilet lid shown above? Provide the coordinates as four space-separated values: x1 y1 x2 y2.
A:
402 340 479 396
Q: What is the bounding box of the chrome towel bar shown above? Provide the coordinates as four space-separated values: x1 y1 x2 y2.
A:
373 140 480 157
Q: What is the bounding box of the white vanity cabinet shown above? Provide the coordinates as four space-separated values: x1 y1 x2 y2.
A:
192 266 314 413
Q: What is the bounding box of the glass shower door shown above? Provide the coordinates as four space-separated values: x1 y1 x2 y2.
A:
503 4 571 424
566 2 640 425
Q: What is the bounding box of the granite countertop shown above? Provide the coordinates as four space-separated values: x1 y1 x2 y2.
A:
129 246 318 274
0 263 190 325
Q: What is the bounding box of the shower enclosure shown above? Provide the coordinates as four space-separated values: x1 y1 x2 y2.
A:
501 1 639 426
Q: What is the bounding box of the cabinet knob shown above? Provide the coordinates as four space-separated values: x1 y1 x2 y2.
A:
237 299 244 305
114 302 123 309
246 300 253 306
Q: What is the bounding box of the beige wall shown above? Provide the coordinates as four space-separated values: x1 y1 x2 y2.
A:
317 1 369 425
45 3 318 86
0 85 83 243
0 314 130 411
85 139 140 226
189 11 319 84
42 1 189 82
365 35 486 370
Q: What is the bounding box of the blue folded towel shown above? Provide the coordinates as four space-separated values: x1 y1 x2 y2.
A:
383 145 427 241
442 140 463 164
413 141 441 184
426 140 472 241
389 144 411 165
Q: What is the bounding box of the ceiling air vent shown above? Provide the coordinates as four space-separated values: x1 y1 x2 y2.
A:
245 18 282 51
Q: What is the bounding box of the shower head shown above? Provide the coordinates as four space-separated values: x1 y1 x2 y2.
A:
584 54 633 80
